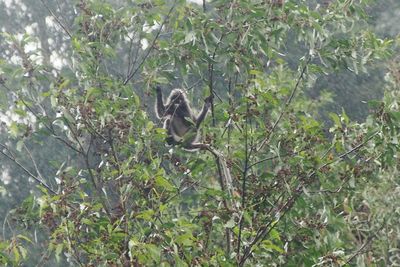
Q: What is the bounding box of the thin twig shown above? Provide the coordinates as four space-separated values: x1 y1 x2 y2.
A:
40 0 72 38
257 56 312 151
85 135 112 218
62 117 112 218
123 1 177 85
342 217 388 266
237 94 251 256
202 20 233 253
23 142 45 182
0 143 56 194
2 212 13 239
126 31 139 79
18 97 81 153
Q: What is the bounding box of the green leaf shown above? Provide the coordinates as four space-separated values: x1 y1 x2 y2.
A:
136 209 155 221
16 235 32 244
269 229 281 241
329 113 341 127
174 256 188 267
389 111 400 121
184 31 196 44
17 246 27 260
16 140 24 152
9 122 20 137
176 233 194 246
145 244 161 262
12 246 20 263
155 176 175 192
224 218 235 229
55 243 63 262
85 87 102 101
261 240 285 254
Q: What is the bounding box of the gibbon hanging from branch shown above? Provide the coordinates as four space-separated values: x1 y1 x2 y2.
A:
155 86 212 151
155 86 236 209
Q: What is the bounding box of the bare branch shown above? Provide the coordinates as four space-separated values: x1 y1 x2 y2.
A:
19 98 81 153
40 0 72 38
0 143 56 194
23 142 46 184
237 97 252 256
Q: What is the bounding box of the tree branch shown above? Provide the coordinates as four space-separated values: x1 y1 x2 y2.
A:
342 217 388 266
123 1 177 85
40 0 72 38
239 130 379 265
257 56 312 151
0 143 56 194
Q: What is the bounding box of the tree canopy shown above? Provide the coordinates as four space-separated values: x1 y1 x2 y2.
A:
1 0 400 266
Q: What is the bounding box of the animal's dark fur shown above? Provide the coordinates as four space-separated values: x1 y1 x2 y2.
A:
155 87 211 150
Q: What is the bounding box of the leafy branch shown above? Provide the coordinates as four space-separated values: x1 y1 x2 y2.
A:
257 55 312 152
239 130 380 265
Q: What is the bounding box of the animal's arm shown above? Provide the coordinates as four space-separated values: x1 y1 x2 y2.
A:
155 86 165 118
195 95 212 128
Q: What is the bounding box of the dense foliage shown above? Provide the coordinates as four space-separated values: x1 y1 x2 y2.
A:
1 0 400 266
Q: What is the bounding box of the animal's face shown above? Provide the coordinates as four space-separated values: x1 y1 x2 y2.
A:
164 89 191 117
171 92 184 104
169 92 186 110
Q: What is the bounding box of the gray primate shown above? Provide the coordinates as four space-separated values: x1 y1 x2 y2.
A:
155 86 212 150
155 86 237 210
